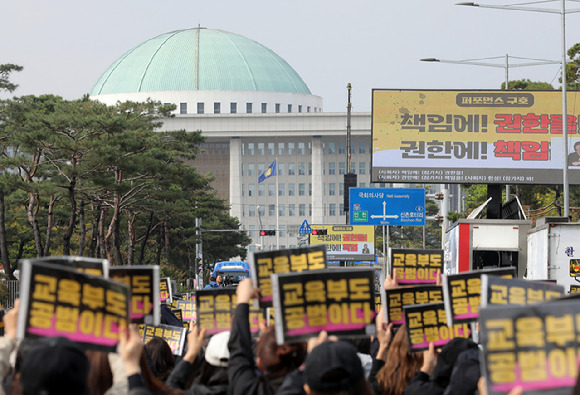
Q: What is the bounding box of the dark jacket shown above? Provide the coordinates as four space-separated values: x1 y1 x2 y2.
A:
228 303 282 395
167 358 228 395
368 358 386 395
443 347 480 395
403 338 478 395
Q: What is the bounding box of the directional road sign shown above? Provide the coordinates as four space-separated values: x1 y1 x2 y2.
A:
349 188 425 226
299 220 312 235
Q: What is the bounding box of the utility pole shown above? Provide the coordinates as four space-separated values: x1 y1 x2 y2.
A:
344 83 357 227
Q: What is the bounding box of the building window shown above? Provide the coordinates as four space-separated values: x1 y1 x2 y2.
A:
298 105 302 113
307 106 311 113
241 163 244 176
288 104 292 112
248 205 255 217
298 162 305 176
279 205 286 216
241 183 245 197
339 183 344 196
289 204 295 216
299 183 305 196
268 142 275 155
288 143 295 155
298 142 305 155
258 206 265 217
248 143 255 155
214 102 221 114
328 162 336 175
275 103 280 113
309 183 312 196
262 103 267 113
340 204 344 214
288 163 295 176
329 183 336 196
360 182 366 188
269 204 275 216
278 142 285 155
197 103 204 114
359 141 366 154
359 162 366 175
258 163 265 175
268 184 275 197
328 142 336 155
230 103 237 113
309 204 312 216
278 183 285 196
299 204 306 216
246 103 253 113
339 142 346 154
258 184 265 196
339 162 346 175
278 163 285 176
248 164 255 176
308 162 312 175
258 143 265 156
329 204 336 216
180 103 187 114
248 184 255 197
288 183 295 196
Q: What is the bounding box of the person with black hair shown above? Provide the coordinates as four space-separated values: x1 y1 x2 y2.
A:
569 141 580 167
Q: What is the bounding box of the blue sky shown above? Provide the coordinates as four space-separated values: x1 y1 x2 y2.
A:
1 0 575 112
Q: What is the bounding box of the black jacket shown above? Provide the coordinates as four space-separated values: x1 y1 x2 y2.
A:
228 303 283 395
403 338 478 395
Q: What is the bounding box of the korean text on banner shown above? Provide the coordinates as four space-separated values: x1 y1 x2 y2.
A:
251 244 327 308
17 260 130 352
271 269 376 345
110 265 160 325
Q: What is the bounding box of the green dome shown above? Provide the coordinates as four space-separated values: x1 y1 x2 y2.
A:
90 28 312 95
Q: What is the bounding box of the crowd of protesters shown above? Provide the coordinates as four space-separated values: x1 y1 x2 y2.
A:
2 274 580 395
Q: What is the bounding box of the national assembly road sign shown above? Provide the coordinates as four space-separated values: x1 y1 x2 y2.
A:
349 188 425 226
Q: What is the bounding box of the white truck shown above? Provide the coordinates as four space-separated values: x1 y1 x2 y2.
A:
526 217 580 292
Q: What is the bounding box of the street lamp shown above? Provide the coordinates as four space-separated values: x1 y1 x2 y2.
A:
457 0 580 217
421 55 560 202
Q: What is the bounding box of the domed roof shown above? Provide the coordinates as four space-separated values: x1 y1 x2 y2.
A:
90 28 312 96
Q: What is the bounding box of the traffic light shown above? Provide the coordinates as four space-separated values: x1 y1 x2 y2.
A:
260 230 276 236
311 229 328 235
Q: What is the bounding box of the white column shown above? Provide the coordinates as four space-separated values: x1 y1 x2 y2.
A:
311 137 324 224
229 138 242 219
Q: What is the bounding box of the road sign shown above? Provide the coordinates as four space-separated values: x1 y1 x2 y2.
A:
349 188 425 226
299 220 312 235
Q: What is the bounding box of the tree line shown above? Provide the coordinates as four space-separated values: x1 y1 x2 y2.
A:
0 66 250 281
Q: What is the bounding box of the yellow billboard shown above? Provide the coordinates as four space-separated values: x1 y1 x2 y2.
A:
309 225 375 261
372 90 580 185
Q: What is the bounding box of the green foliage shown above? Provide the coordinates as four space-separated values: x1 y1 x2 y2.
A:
502 79 553 90
0 64 23 93
0 96 250 271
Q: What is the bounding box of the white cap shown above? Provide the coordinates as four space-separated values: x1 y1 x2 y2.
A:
204 331 231 367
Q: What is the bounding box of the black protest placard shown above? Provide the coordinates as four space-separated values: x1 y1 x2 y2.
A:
481 275 564 308
384 285 444 326
175 299 196 323
479 300 580 395
172 309 183 321
404 302 471 352
196 288 263 336
160 277 172 304
17 260 130 352
390 249 443 285
271 269 376 345
109 266 160 325
23 256 109 277
142 323 187 356
442 267 516 326
251 245 327 307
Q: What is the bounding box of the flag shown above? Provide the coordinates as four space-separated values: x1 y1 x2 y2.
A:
258 160 277 183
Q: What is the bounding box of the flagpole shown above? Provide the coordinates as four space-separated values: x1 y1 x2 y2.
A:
276 156 279 249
